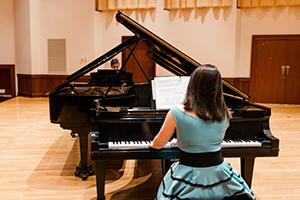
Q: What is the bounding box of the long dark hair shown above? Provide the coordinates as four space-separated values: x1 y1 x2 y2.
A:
183 64 230 122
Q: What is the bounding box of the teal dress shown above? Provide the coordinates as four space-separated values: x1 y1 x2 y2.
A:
156 106 255 200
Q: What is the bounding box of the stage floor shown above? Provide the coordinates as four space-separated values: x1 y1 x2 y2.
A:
0 97 299 200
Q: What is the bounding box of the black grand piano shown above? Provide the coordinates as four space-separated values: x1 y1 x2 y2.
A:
49 11 279 198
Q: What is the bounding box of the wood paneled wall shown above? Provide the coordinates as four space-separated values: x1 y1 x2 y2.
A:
224 77 250 95
17 74 90 97
0 64 16 97
17 74 249 97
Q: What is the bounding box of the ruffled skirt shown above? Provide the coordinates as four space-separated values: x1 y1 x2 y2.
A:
156 161 255 200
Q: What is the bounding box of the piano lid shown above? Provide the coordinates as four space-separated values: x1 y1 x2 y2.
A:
50 11 250 101
116 11 250 101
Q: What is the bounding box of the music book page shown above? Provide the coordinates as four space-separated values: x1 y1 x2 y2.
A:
152 76 190 110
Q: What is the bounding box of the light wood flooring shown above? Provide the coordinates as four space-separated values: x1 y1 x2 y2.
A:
0 97 299 200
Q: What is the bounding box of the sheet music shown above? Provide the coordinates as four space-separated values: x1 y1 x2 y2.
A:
151 79 156 100
153 76 190 110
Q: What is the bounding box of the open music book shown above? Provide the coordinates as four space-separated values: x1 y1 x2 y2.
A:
151 76 190 110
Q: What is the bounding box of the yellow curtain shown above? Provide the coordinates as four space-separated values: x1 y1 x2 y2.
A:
96 0 156 11
276 0 300 6
259 0 274 7
238 0 300 8
165 0 231 9
184 0 197 8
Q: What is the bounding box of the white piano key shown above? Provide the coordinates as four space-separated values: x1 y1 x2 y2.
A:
108 139 262 150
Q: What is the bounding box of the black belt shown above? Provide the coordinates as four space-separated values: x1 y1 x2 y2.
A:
179 150 223 167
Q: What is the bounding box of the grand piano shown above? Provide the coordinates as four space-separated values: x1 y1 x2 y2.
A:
90 12 279 200
49 11 279 197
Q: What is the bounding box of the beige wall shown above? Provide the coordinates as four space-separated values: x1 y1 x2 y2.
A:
88 1 300 77
14 0 95 74
3 0 300 77
0 0 15 64
14 0 31 74
37 0 95 74
94 2 239 76
238 7 300 76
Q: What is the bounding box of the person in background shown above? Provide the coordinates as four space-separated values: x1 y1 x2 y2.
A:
110 58 120 70
150 64 255 200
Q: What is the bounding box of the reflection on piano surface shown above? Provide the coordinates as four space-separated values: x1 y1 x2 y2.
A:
90 69 133 86
49 11 279 199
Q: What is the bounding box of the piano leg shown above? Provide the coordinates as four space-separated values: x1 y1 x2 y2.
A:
161 159 173 174
74 129 94 180
95 160 106 200
240 157 255 188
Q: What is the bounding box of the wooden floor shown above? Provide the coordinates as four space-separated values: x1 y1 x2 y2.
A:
0 97 299 200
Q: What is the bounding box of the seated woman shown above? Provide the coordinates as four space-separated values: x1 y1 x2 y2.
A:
150 64 255 200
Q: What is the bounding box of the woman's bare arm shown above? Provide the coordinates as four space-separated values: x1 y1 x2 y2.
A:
150 110 176 149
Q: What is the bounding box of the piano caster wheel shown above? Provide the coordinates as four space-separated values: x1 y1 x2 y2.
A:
88 168 94 176
81 167 94 180
75 167 81 177
74 166 94 180
70 131 77 138
81 174 88 181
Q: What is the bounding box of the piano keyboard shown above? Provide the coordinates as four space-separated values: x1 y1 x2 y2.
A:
108 140 262 150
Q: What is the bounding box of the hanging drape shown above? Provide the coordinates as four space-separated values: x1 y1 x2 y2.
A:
96 0 156 11
237 0 300 8
164 0 232 10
